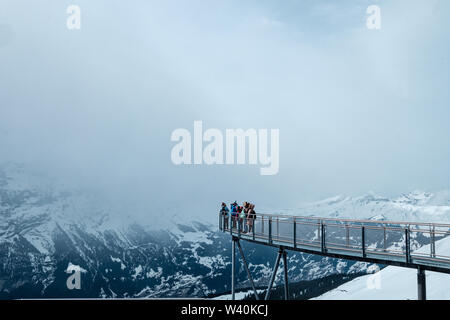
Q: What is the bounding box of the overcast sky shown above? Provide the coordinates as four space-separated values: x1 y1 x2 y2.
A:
1 0 449 223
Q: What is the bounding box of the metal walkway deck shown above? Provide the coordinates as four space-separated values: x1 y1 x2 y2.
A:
219 212 450 300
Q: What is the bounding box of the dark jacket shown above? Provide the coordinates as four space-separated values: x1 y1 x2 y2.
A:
220 206 229 216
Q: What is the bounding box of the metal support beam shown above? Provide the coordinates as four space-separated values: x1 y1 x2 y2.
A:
236 240 259 300
231 237 236 300
282 249 289 300
417 266 426 300
264 249 282 300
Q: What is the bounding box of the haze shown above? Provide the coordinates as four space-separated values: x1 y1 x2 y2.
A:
1 0 449 223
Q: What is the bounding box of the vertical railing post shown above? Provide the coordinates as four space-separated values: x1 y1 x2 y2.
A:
269 217 272 244
345 224 349 248
362 226 366 258
277 217 279 239
261 216 264 235
383 226 387 252
238 217 241 238
321 222 326 253
252 215 256 241
317 220 321 245
431 225 436 258
293 218 297 249
405 227 411 264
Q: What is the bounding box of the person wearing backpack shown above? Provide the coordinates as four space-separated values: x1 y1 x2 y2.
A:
220 202 230 230
230 201 238 229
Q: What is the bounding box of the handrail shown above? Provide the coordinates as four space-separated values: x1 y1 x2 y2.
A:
220 211 450 272
254 212 450 228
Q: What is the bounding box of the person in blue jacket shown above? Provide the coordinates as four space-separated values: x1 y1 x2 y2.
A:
230 201 238 229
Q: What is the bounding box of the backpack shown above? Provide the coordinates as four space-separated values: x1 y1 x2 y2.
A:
221 207 229 216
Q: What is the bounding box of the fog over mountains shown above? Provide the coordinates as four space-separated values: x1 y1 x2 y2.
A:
1 163 449 299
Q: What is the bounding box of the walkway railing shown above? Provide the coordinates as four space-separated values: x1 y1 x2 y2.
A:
219 212 450 272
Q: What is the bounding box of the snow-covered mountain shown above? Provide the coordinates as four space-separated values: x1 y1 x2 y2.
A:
1 163 449 299
283 191 450 223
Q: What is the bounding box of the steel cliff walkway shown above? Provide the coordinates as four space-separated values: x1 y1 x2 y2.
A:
219 212 450 300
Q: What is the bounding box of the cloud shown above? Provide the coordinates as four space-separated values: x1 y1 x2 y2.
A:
0 0 449 222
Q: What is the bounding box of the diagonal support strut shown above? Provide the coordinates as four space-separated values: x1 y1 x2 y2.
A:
264 249 282 300
236 240 259 300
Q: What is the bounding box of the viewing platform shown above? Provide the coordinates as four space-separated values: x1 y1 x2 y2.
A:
219 212 450 300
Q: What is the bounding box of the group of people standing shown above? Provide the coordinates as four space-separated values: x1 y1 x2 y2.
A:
220 201 256 233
